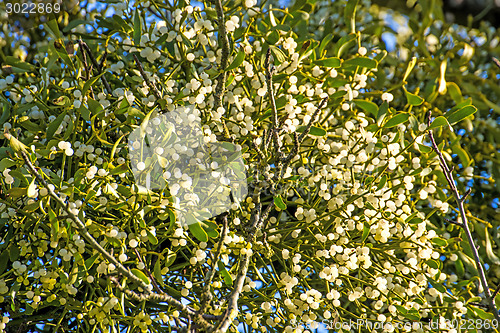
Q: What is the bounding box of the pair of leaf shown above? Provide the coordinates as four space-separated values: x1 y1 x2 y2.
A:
186 213 219 242
429 104 477 130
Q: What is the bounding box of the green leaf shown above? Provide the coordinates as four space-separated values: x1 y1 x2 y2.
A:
218 260 233 287
225 74 235 87
186 213 208 242
446 105 477 125
362 222 370 243
203 221 219 239
47 111 67 139
162 249 177 267
452 144 470 167
133 9 141 46
343 57 378 69
45 19 61 40
0 251 9 275
426 259 440 269
269 46 286 64
377 175 387 191
318 34 334 56
431 237 447 247
273 196 287 210
131 268 150 284
226 47 245 71
446 82 462 103
153 259 166 288
384 113 409 128
5 56 35 73
112 14 132 33
146 230 159 245
0 104 11 124
333 33 356 57
48 205 59 235
0 158 17 171
403 86 424 106
9 244 20 262
472 307 495 320
313 57 341 68
455 257 465 277
376 101 388 126
428 277 446 293
79 106 91 122
63 19 90 33
353 99 378 116
344 0 360 33
266 30 280 45
428 116 450 130
110 163 129 175
82 73 104 97
290 0 307 12
296 126 326 136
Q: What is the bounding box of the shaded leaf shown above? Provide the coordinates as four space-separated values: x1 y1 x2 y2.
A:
226 47 245 71
384 113 409 128
446 105 476 125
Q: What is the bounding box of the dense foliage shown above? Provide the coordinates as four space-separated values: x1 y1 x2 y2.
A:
0 0 499 332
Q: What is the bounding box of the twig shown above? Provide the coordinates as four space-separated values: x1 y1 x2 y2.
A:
19 150 214 331
264 49 282 163
493 57 500 70
444 218 463 227
467 301 490 309
212 0 230 115
133 53 162 100
200 214 229 312
427 112 500 322
79 40 112 94
134 248 163 293
214 201 273 333
493 284 500 300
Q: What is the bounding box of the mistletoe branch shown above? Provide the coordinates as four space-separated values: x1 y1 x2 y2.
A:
427 112 500 322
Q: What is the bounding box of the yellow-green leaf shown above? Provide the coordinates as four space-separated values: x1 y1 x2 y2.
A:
226 47 245 71
218 260 233 287
313 57 341 68
446 105 477 125
428 116 450 130
273 196 287 210
403 86 424 106
131 268 150 284
353 99 378 116
384 113 409 128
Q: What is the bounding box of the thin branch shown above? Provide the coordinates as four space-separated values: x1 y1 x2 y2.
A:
264 48 283 166
79 40 112 94
212 0 230 114
200 214 229 312
133 53 162 100
493 284 500 300
427 112 500 322
461 188 472 202
19 150 214 331
493 57 500 70
134 248 163 293
444 218 464 228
